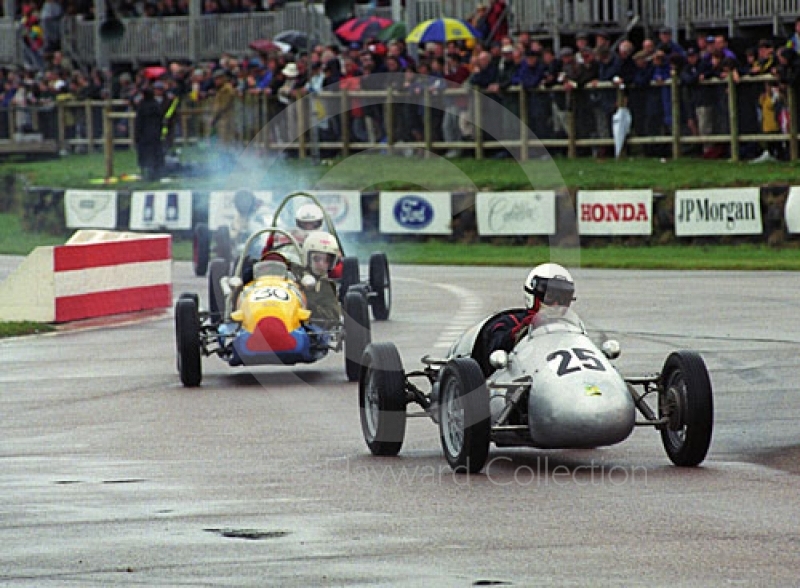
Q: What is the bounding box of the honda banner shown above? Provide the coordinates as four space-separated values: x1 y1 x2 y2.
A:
577 190 653 236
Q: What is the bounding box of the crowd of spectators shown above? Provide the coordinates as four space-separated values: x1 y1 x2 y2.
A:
5 8 800 163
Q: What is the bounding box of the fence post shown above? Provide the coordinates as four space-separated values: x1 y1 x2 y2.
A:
385 86 394 156
424 86 432 158
728 74 739 162
86 102 94 153
519 86 528 161
473 87 483 160
340 89 350 158
567 92 576 159
103 102 113 180
297 97 307 159
671 71 681 159
57 101 66 154
789 85 798 161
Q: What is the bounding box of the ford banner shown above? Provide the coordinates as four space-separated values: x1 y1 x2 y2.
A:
379 192 452 235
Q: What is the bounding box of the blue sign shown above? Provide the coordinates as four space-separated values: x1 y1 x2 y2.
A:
393 196 434 230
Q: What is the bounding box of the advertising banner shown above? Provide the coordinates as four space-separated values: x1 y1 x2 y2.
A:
577 190 653 236
675 188 762 236
476 191 556 236
208 191 275 231
304 190 362 232
64 190 118 229
784 187 800 234
130 190 193 231
379 192 452 235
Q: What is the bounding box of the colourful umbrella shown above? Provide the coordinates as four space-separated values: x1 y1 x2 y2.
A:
376 22 407 41
248 39 291 54
405 18 480 44
335 16 393 43
143 66 167 80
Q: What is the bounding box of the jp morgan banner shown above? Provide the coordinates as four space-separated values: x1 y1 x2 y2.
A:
675 188 762 236
475 191 556 236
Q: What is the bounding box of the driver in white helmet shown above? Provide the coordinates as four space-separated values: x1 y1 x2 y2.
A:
262 202 325 257
486 263 576 357
297 231 343 323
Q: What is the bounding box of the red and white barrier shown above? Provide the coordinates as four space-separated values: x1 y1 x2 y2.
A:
0 230 172 323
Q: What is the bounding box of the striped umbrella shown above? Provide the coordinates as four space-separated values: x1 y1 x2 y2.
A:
405 17 481 44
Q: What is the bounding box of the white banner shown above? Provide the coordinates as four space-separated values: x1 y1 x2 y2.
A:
476 191 556 236
379 192 452 235
784 187 800 234
304 190 362 232
208 191 275 231
64 190 117 229
675 188 762 236
577 190 653 236
130 190 193 231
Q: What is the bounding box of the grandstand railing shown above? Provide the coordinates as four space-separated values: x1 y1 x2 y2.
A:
5 0 800 68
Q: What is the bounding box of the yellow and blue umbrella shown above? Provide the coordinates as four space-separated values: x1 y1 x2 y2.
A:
405 17 481 44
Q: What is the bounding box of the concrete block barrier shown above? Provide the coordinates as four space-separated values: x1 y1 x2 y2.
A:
0 230 172 323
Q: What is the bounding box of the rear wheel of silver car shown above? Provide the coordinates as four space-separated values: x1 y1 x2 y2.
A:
368 252 391 321
359 342 407 456
344 289 371 382
659 351 713 467
175 298 202 387
439 358 491 474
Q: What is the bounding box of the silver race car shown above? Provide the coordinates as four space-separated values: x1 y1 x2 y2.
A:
359 307 713 473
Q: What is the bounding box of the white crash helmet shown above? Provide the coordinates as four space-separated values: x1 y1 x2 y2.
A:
524 263 575 311
302 231 340 276
295 203 325 231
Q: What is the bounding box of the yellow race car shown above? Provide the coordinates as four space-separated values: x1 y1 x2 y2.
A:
175 228 371 387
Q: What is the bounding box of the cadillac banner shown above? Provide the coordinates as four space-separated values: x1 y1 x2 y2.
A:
577 190 653 236
675 188 762 236
475 191 556 236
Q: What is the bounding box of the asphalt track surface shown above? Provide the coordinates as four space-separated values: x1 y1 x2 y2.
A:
2 257 800 586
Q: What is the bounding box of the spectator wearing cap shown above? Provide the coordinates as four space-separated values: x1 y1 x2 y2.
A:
595 31 612 53
134 87 165 180
442 52 472 156
643 49 674 156
544 46 580 138
210 69 238 164
575 31 591 64
753 39 775 74
695 50 728 158
592 45 622 152
574 46 601 147
515 48 549 141
658 27 686 57
679 46 703 141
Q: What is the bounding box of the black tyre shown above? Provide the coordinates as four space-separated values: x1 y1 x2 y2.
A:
359 342 407 456
178 291 199 309
368 252 391 321
175 298 202 387
344 289 371 382
659 351 714 467
193 222 210 277
439 358 491 474
215 225 233 268
208 258 228 323
339 256 360 302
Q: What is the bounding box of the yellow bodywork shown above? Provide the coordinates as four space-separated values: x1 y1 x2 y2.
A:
230 276 310 333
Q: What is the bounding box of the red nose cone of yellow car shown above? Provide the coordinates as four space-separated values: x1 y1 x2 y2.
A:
246 317 297 352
